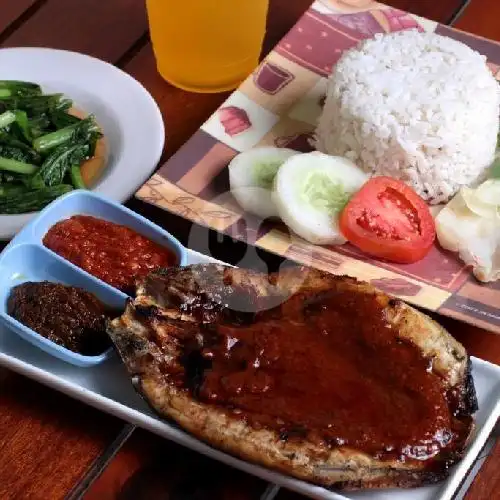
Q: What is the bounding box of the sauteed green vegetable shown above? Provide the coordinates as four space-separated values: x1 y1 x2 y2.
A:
0 80 102 213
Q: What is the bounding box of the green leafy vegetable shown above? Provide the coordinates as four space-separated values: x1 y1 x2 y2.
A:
0 156 38 175
0 94 64 117
0 145 37 164
0 81 41 98
70 164 86 189
0 111 16 129
87 130 102 158
33 116 99 153
54 98 72 112
37 143 89 186
0 134 41 164
10 110 32 143
49 109 81 129
0 80 99 213
0 184 28 196
25 174 46 190
28 115 52 139
0 185 73 214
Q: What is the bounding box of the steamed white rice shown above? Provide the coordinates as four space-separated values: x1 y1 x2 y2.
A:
315 30 500 204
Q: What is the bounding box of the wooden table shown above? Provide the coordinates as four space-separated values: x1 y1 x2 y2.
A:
0 1 498 499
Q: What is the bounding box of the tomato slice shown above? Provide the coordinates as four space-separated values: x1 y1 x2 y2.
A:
339 177 436 264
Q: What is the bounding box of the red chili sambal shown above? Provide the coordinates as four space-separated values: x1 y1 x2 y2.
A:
43 215 176 294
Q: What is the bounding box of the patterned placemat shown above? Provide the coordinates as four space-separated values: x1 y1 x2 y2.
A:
136 0 500 334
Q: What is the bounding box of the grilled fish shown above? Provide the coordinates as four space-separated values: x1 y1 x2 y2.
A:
108 264 477 490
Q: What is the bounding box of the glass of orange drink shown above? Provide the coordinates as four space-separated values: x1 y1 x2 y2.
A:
145 0 270 93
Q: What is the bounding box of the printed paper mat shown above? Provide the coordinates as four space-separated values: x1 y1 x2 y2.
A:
136 0 500 334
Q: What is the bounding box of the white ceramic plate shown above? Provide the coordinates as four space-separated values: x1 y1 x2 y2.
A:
0 47 164 239
0 248 499 500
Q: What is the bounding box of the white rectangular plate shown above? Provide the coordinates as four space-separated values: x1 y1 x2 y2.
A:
0 249 499 500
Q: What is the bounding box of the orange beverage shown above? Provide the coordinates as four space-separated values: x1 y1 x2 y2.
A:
146 0 269 93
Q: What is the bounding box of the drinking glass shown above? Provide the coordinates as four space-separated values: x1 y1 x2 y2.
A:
146 0 270 93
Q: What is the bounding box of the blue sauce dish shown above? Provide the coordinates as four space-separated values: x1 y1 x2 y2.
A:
0 190 188 367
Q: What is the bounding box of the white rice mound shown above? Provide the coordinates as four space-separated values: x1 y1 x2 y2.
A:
315 30 500 204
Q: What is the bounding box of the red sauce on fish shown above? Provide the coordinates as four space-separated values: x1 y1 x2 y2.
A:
175 285 472 461
43 215 176 293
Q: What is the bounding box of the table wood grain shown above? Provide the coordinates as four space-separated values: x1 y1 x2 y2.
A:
0 370 122 500
1 0 148 62
464 439 500 500
455 0 500 40
0 0 38 36
0 1 498 499
83 428 269 500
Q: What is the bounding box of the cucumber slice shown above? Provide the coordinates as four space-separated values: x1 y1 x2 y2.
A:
229 147 298 219
273 152 368 244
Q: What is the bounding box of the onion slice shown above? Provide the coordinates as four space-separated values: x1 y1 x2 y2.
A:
461 187 498 220
436 186 500 282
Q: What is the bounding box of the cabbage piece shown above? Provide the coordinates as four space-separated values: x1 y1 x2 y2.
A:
436 187 500 282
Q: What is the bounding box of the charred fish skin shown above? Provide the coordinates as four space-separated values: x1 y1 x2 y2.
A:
107 264 477 490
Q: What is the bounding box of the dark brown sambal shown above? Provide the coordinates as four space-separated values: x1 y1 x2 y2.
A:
43 215 176 294
8 282 112 355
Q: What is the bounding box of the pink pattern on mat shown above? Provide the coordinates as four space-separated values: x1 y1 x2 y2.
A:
275 10 362 76
275 132 315 152
254 62 294 95
225 214 277 245
370 277 422 297
218 106 252 136
380 8 424 32
333 12 384 36
335 244 469 291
